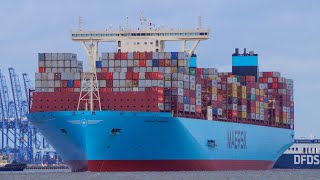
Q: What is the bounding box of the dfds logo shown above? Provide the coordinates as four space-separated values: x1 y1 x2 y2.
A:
294 155 320 165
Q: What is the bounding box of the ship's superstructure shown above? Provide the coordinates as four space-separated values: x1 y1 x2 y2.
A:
27 16 294 172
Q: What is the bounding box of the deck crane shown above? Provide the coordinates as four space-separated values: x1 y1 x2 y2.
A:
0 70 10 159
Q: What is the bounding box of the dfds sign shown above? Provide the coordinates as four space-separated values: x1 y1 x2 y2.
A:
294 155 320 165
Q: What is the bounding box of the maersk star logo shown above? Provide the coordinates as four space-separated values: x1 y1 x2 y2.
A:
67 119 103 127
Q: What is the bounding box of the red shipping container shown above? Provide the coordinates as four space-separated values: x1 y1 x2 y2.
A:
139 52 146 59
100 88 107 92
272 83 278 89
196 68 204 75
273 77 278 83
74 80 81 88
127 67 133 72
260 96 264 102
106 72 113 80
114 53 121 60
67 88 74 92
61 81 68 88
101 68 108 72
159 59 165 66
121 53 128 60
133 52 140 59
133 72 139 80
39 67 45 73
106 88 113 92
139 60 146 67
106 80 113 87
196 105 202 113
145 72 151 79
184 90 190 96
126 72 133 79
145 52 152 59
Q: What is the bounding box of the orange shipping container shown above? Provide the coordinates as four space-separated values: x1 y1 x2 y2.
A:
74 80 81 88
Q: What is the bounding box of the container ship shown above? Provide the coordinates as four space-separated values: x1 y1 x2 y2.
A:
274 139 320 169
27 17 294 172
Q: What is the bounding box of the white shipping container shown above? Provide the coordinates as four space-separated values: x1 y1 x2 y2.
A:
119 73 126 80
212 94 217 101
102 60 108 67
133 87 139 92
45 61 52 67
65 68 71 73
157 80 164 87
120 80 126 87
48 88 54 92
190 83 195 90
51 61 58 67
41 73 48 80
190 105 196 112
113 72 120 79
113 80 120 87
138 88 145 91
190 76 195 83
126 80 133 87
145 80 152 87
178 81 183 88
196 92 201 98
58 61 64 68
35 80 41 88
113 88 119 92
139 72 145 79
48 73 54 80
152 67 159 72
184 104 190 112
57 68 63 73
45 53 52 61
109 60 115 67
65 60 71 67
165 81 171 88
35 73 41 80
125 88 133 91
121 68 127 72
178 88 184 96
41 80 48 87
242 105 247 112
74 73 81 80
147 67 153 72
139 80 146 87
74 88 80 92
127 52 133 59
158 103 164 110
232 104 237 110
58 53 64 60
108 53 114 59
133 60 139 67
196 99 201 105
183 60 189 67
196 84 201 91
99 80 106 87
165 67 171 73
146 60 152 67
39 61 45 68
218 108 223 116
159 67 165 73
152 80 158 87
108 68 115 72
121 60 127 67
127 60 133 67
54 81 61 88
178 73 184 81
139 67 146 73
260 115 264 121
115 60 121 67
171 81 178 88
115 68 121 72
119 88 125 92
133 67 139 72
183 75 189 82
47 80 54 88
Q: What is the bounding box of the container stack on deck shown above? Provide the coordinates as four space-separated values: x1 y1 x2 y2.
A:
32 52 293 128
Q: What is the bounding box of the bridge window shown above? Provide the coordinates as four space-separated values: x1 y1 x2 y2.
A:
156 40 159 47
296 147 298 151
118 41 121 47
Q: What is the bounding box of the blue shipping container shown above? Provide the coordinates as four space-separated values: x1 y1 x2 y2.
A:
212 108 218 115
96 61 102 68
171 52 178 60
178 67 184 73
67 80 74 88
152 59 159 67
184 97 190 104
172 60 178 66
189 55 197 68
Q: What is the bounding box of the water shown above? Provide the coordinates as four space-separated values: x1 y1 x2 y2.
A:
0 169 319 180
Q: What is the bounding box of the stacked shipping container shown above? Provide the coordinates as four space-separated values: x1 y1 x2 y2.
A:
32 52 294 129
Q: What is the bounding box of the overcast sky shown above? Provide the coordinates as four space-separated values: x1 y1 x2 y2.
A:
0 0 319 138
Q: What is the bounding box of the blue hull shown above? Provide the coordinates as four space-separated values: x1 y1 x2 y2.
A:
27 111 294 171
274 154 320 169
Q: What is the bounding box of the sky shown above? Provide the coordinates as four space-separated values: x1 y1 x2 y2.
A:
0 0 319 138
